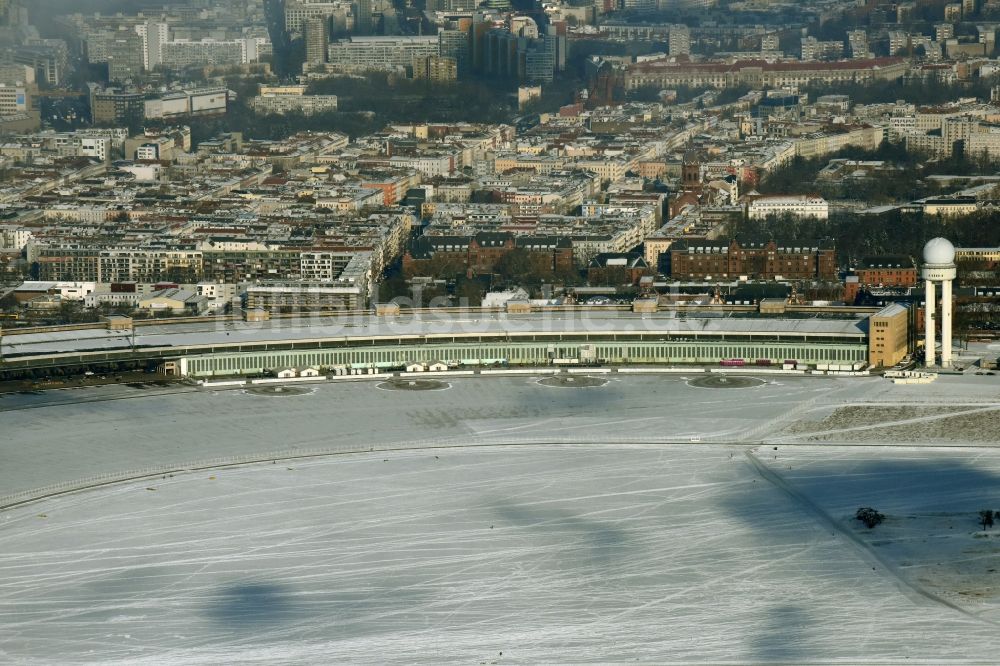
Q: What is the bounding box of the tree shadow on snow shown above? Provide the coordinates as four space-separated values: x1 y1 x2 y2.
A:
721 451 1000 662
205 582 296 628
489 498 630 568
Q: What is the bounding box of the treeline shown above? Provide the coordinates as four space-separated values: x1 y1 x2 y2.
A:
170 72 527 147
165 104 379 146
628 84 752 106
307 73 518 123
802 77 1000 107
731 209 1000 267
758 141 1000 204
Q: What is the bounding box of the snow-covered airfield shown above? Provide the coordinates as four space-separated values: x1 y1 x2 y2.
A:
2 368 1000 664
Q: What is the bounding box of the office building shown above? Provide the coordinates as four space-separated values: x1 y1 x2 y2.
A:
327 36 439 72
285 0 350 34
355 0 373 35
90 87 144 125
438 29 470 73
305 17 329 63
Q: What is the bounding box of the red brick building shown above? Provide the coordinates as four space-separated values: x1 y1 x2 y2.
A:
844 255 917 303
403 232 574 278
669 239 837 281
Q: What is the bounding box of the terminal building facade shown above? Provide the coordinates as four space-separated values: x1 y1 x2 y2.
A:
174 335 868 378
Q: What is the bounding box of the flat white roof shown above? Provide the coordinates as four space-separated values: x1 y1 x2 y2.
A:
2 312 868 358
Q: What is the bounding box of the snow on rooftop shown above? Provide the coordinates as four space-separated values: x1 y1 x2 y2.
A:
1 312 868 357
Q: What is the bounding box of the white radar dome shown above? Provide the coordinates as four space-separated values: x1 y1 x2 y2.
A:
923 237 955 265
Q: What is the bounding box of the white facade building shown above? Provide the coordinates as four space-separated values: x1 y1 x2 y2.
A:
0 225 32 251
389 154 454 177
747 195 829 220
84 290 141 309
17 281 96 301
144 88 229 120
0 83 29 116
134 21 168 70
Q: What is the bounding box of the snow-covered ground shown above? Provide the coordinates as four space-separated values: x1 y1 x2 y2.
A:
754 445 1000 624
768 371 1000 445
1 444 999 664
0 374 859 496
3 372 1000 663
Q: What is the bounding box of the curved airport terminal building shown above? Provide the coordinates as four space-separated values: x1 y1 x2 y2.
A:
1 308 880 380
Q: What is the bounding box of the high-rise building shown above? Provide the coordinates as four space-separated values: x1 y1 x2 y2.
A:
135 21 168 70
305 17 329 63
355 0 373 35
546 21 567 71
668 24 690 56
438 29 471 73
9 41 67 85
105 30 145 82
284 1 347 35
471 12 491 73
481 24 556 83
523 39 555 82
848 30 869 59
